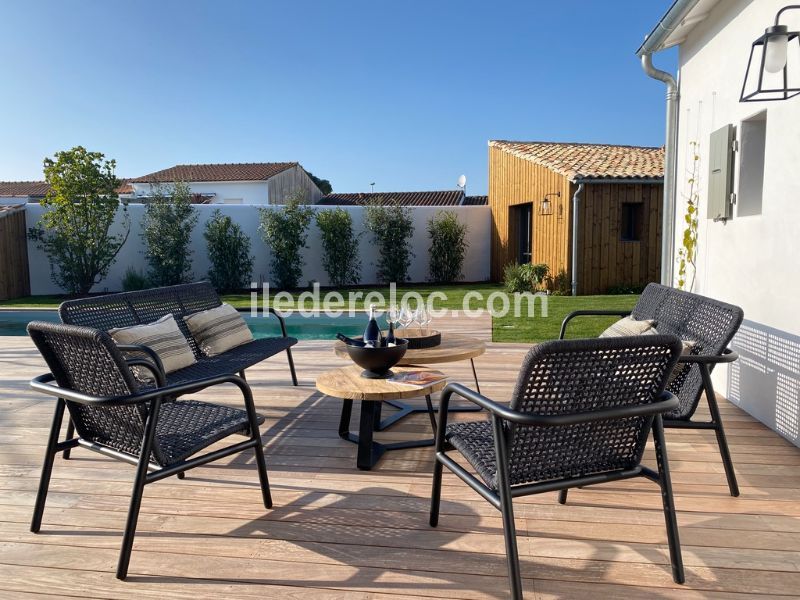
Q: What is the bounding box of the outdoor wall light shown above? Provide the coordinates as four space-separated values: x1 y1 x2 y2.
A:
741 5 800 102
541 191 560 216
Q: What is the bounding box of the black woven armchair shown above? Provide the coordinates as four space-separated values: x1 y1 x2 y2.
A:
27 321 273 580
560 283 745 496
430 336 685 599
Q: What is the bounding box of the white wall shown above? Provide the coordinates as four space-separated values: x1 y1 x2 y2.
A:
130 181 270 205
675 0 800 445
25 204 491 294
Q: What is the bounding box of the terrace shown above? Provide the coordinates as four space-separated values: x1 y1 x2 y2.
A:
1 313 797 599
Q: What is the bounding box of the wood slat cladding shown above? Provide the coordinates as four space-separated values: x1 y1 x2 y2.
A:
577 183 662 294
267 165 323 204
489 145 662 293
0 206 30 300
488 146 572 280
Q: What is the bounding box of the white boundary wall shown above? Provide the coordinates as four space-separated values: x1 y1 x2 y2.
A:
24 204 491 294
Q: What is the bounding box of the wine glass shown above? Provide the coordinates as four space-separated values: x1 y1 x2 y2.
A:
398 306 413 332
386 305 400 329
417 305 432 334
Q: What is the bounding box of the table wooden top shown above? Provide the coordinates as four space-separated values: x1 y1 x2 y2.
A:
333 333 486 365
315 365 447 401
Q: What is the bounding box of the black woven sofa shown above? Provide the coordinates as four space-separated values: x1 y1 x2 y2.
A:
559 282 744 496
59 281 299 387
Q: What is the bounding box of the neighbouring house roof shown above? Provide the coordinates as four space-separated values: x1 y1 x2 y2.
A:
319 190 470 206
637 0 719 55
0 180 136 197
130 162 297 183
0 181 50 197
489 140 664 181
0 204 25 216
463 195 488 206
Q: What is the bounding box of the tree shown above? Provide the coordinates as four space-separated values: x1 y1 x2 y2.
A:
316 207 361 286
427 211 468 282
141 181 198 286
204 210 254 293
305 170 333 195
28 146 129 294
364 199 415 283
258 192 314 289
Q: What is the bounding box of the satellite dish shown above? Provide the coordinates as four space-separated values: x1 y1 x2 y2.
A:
457 174 467 189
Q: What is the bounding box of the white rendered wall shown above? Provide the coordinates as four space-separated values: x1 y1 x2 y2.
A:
24 204 491 294
130 181 270 205
675 0 800 445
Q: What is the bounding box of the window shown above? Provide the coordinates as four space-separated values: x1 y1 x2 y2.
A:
621 203 643 241
738 111 766 217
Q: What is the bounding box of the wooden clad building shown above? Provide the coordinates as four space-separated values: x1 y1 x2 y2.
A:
488 140 664 294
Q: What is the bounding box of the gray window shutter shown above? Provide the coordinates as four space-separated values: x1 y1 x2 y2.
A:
707 124 736 220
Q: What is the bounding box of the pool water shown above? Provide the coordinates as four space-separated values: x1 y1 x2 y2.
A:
0 310 365 340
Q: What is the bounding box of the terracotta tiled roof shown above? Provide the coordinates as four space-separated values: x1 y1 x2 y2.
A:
0 181 50 197
463 195 488 206
319 190 468 207
489 140 664 180
116 181 134 194
130 162 297 183
0 204 25 215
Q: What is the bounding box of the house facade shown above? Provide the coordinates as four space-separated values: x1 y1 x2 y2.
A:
129 162 323 205
488 140 664 294
640 0 800 446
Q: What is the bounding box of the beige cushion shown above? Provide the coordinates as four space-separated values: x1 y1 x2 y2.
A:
110 314 196 375
183 303 253 357
599 316 657 338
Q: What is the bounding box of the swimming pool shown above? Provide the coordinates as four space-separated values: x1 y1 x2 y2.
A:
0 309 365 340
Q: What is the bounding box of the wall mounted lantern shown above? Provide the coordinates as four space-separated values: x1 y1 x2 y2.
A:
541 191 560 215
741 4 800 102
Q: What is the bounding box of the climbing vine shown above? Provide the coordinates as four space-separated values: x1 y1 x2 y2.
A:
677 141 700 291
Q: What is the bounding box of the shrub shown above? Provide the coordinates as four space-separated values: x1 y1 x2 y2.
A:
315 207 360 286
427 211 468 283
28 146 129 294
607 283 646 295
364 200 414 283
141 181 198 286
204 210 254 293
258 192 313 289
503 262 549 293
121 267 149 291
546 268 572 295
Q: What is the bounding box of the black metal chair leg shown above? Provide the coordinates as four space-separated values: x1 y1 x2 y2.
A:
429 458 444 527
176 472 185 480
286 348 298 386
116 399 160 581
701 367 739 497
31 399 66 533
239 376 272 509
62 413 75 460
493 416 523 599
470 358 481 394
652 415 685 585
557 489 568 505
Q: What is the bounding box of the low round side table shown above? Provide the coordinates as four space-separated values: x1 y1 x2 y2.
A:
316 365 446 470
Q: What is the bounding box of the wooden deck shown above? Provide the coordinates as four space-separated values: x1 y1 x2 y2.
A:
1 316 799 599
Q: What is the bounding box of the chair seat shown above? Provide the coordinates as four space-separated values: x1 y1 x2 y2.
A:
155 400 265 466
165 337 297 386
446 421 500 489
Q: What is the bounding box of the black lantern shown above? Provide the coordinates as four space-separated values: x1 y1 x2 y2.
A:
741 5 800 102
540 191 560 215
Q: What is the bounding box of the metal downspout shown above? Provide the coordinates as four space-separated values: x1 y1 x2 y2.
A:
641 53 679 286
571 183 584 296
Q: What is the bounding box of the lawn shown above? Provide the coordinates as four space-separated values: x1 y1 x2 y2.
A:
0 284 639 344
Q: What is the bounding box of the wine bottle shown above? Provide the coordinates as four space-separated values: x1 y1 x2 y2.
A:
363 304 382 347
336 333 366 347
385 320 396 347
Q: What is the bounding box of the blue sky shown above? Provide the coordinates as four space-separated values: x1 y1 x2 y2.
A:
0 1 676 195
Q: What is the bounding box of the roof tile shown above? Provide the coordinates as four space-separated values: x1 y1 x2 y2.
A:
319 190 467 207
130 162 297 183
489 140 664 180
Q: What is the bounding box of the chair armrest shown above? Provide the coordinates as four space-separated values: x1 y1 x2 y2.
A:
441 382 679 428
678 347 738 364
117 344 167 386
30 372 250 407
559 310 632 339
268 308 289 337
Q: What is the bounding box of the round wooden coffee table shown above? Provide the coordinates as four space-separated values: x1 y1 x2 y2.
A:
334 333 485 423
316 365 447 470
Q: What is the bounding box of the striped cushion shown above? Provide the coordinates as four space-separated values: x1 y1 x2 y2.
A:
183 303 253 357
599 316 657 338
110 314 196 375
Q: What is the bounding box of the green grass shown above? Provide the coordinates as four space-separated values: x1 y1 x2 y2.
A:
0 284 639 344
